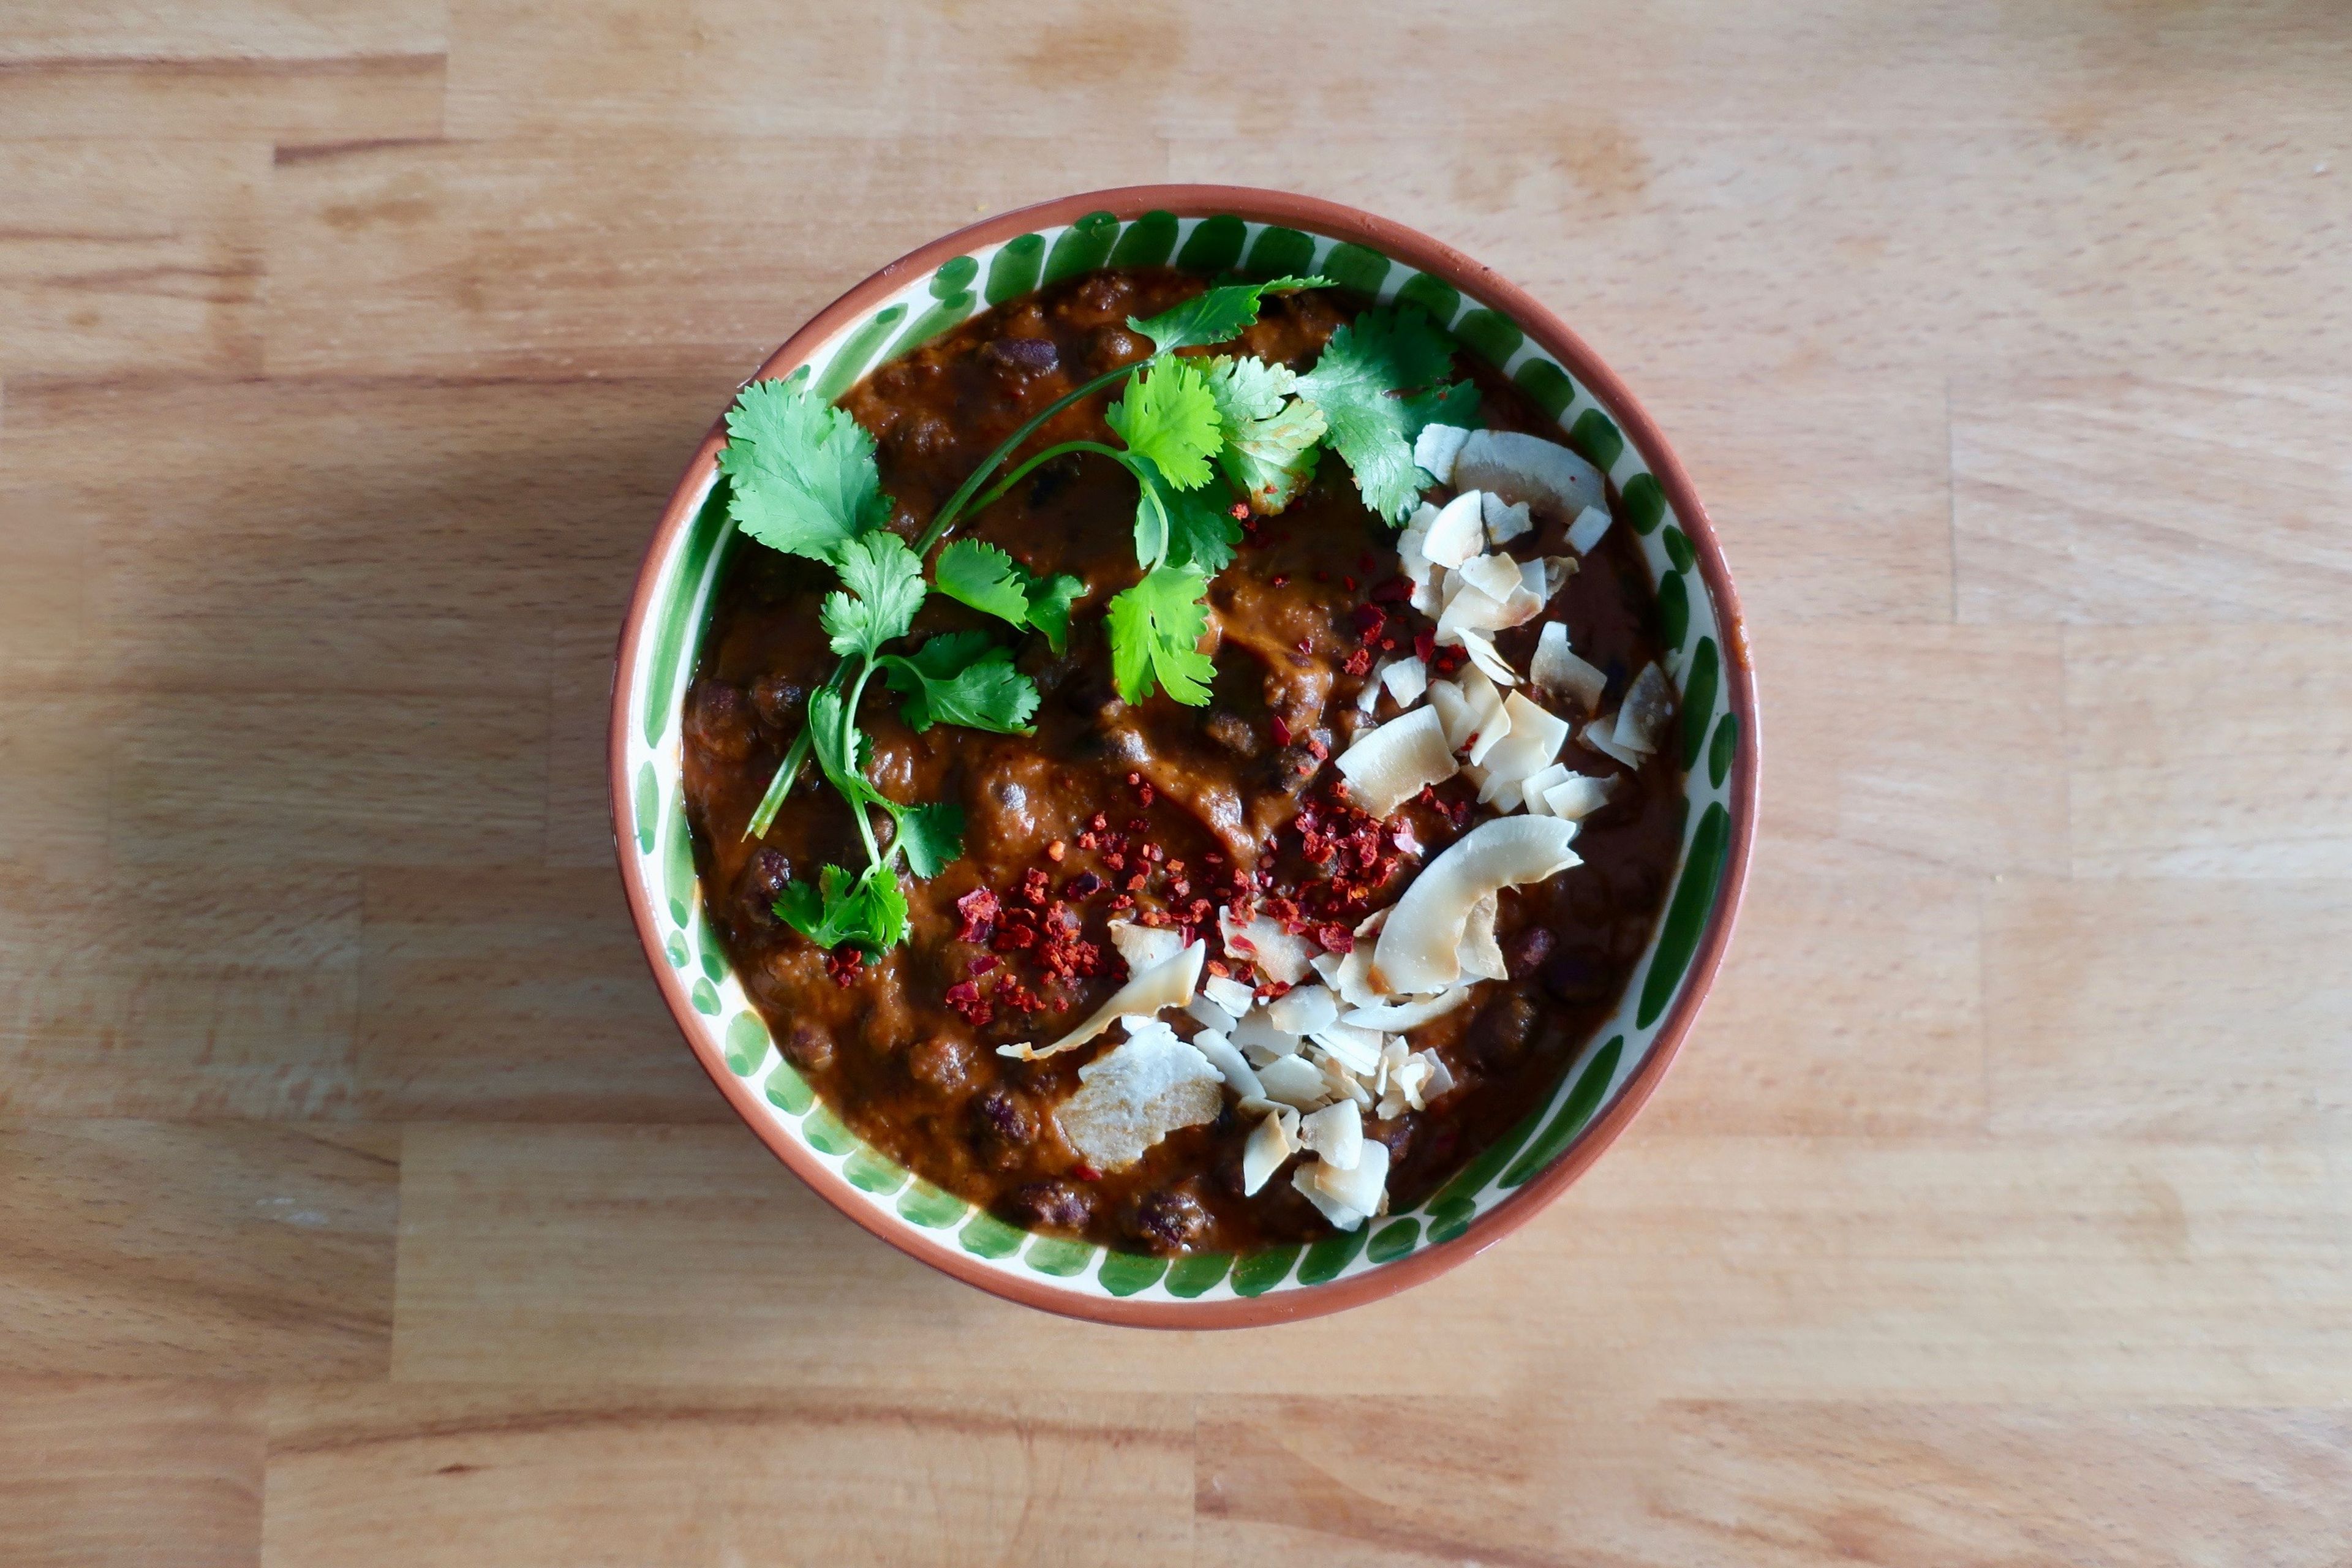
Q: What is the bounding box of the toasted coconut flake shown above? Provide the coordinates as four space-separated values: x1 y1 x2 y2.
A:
1531 622 1607 714
998 940 1204 1060
1409 573 1442 614
1333 706 1457 820
1414 423 1473 486
1201 974 1256 1018
1309 951 1345 987
1540 556 1578 600
1542 771 1618 820
1218 907 1314 986
1422 1050 1457 1098
1422 491 1486 570
1482 491 1534 545
1308 1019 1385 1076
1451 429 1607 518
1186 992 1238 1031
1311 1135 1390 1216
1241 1108 1293 1196
1189 1028 1264 1103
1338 985 1475 1031
1427 679 1472 750
1267 983 1340 1037
1457 892 1508 981
1381 656 1428 707
1456 552 1524 603
1054 1019 1223 1169
1371 816 1584 994
1580 716 1646 769
1298 1102 1365 1171
1566 503 1613 556
1255 1053 1329 1110
1518 761 1572 815
1456 629 1520 689
1231 1006 1300 1060
1322 1057 1374 1107
1291 1162 1366 1229
1108 918 1184 975
1475 692 1572 801
1614 662 1675 754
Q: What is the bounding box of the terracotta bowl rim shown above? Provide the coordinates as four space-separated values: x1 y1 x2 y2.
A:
610 183 1760 1329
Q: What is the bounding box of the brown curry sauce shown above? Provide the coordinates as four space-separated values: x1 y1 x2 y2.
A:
681 268 1681 1257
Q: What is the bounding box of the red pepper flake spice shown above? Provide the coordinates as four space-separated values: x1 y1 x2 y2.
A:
824 947 865 988
1269 714 1292 747
943 979 993 1026
1074 1162 1102 1182
1046 839 1066 862
1414 630 1437 663
1019 868 1050 908
954 888 1000 944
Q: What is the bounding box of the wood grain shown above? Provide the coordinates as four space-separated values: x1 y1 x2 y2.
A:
4 2 2349 1560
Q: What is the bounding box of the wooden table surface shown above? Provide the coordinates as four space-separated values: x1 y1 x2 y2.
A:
4 4 2349 1563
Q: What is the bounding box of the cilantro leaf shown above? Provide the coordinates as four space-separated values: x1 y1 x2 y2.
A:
889 801 964 880
1295 306 1475 522
718 377 892 563
1104 356 1222 491
1206 356 1327 514
805 686 871 800
933 539 1084 654
775 862 907 952
1129 275 1333 355
881 630 1041 734
819 530 927 659
1106 564 1217 706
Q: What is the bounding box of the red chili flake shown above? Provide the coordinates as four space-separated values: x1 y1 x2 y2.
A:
943 980 993 1025
1270 714 1292 747
1090 813 1108 831
1204 852 1224 865
825 948 865 988
1271 574 1290 588
1370 576 1411 603
1125 872 1148 891
1000 981 1044 1015
1414 630 1437 663
1357 551 1377 574
1351 603 1386 639
1262 979 1294 999
1318 924 1355 952
1144 843 1164 864
1380 637 1396 651
1076 831 1098 851
1295 638 1313 655
1066 870 1103 899
1342 575 1357 592
954 887 1000 943
1313 570 1329 584
967 954 999 976
1046 840 1066 862
1228 502 1250 520
1110 893 1134 911
1074 1162 1102 1182
1167 879 1189 899
1138 783 1155 806
1020 868 1050 907
1342 648 1373 677
1205 959 1231 979
1306 736 1329 761
1128 816 1148 832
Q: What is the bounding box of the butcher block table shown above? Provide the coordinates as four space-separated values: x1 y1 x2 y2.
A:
3 4 2348 1563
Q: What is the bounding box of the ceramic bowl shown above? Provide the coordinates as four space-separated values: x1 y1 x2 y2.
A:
611 186 1757 1325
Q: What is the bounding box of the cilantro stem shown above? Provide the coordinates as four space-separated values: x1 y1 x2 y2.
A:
916 363 1139 552
840 655 883 867
962 439 1133 520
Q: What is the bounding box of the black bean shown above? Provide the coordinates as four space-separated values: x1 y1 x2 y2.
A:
1004 1179 1093 1232
683 680 758 762
970 1087 1039 1169
1126 1187 1213 1254
748 673 805 728
1203 709 1262 758
1541 948 1616 1006
1504 925 1556 980
982 335 1058 374
1086 325 1150 371
740 848 793 925
783 1022 834 1074
905 1035 974 1096
1466 991 1538 1072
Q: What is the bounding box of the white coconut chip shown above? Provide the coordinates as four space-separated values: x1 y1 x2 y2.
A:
1254 1053 1329 1110
1482 491 1534 546
1422 1051 1456 1098
1414 423 1473 486
1353 658 1389 716
1291 1162 1367 1230
1201 973 1256 1018
1298 1101 1364 1172
1566 503 1614 556
1240 1107 1294 1196
1267 984 1340 1038
1614 662 1676 755
1531 622 1607 714
1474 692 1572 804
1321 1057 1375 1108
1456 629 1520 690
1338 984 1475 1031
1371 816 1584 994
1422 490 1486 569
1456 552 1524 603
1107 918 1184 975
1537 556 1578 603
1313 1136 1390 1217
1580 717 1646 769
1308 951 1345 987
1398 503 1439 586
1186 992 1238 1031
1218 907 1314 986
1308 1019 1386 1076
1188 1029 1263 1103
1450 429 1607 519
1230 1006 1300 1061
1410 572 1443 615
1053 1019 1224 1170
998 940 1204 1060
1333 706 1457 820
1457 892 1509 982
1381 656 1428 708
1517 761 1572 815
1542 771 1618 821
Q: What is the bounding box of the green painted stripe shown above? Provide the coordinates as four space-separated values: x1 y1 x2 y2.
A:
960 1212 1024 1259
1709 712 1739 790
1163 1251 1232 1297
813 305 907 402
1662 524 1695 573
641 475 731 747
1501 1035 1625 1188
663 932 688 968
1098 1250 1168 1297
843 1147 907 1195
1244 225 1314 280
801 1103 854 1156
1041 211 1119 285
1295 1224 1368 1286
1396 273 1460 326
723 1012 769 1076
1366 1219 1420 1264
1679 636 1722 770
1107 211 1178 269
883 290 975 362
897 1180 967 1229
1428 1098 1550 1210
1637 802 1731 1028
929 254 978 298
1425 1196 1476 1244
1621 472 1665 535
1456 308 1523 368
1321 242 1390 298
633 763 658 854
1231 1245 1302 1296
1175 215 1245 274
1569 408 1624 472
764 1062 813 1115
984 235 1045 306
661 802 694 927
688 978 719 1014
1025 1235 1095 1276
1657 570 1689 653
696 912 726 982
1514 358 1575 421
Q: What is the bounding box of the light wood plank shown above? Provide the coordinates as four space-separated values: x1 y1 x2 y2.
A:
0 58 443 145
0 1376 265 1568
0 1122 397 1376
260 1384 1193 1568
